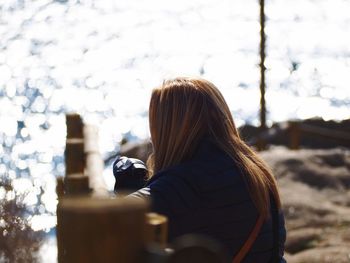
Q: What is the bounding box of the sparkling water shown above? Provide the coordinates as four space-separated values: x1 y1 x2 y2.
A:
0 0 349 260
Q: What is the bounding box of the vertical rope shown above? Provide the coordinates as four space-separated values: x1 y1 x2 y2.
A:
257 0 267 151
259 0 266 130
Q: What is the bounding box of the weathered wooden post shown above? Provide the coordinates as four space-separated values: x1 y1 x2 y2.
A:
57 197 148 263
288 121 300 150
146 213 168 248
64 113 90 195
56 176 65 198
84 124 107 196
57 113 170 263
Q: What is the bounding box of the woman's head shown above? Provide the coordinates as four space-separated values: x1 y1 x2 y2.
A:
149 77 239 172
148 77 281 216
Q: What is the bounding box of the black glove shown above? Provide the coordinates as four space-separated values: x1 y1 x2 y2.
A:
112 156 147 192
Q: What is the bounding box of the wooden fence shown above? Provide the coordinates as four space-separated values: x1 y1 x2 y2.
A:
56 114 168 263
251 120 350 151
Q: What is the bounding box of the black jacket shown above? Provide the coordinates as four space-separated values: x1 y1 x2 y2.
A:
131 138 286 262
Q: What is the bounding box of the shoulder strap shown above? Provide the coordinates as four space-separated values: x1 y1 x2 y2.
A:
232 214 265 263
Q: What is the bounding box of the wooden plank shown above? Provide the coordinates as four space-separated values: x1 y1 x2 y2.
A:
84 124 108 195
84 125 100 153
299 123 350 141
64 174 90 195
65 138 85 175
85 153 107 195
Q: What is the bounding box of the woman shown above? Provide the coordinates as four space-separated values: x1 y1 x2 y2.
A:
128 77 286 262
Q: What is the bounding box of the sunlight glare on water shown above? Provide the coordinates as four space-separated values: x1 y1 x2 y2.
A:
0 0 349 260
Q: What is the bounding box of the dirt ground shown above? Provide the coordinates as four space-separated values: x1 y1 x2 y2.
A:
260 146 350 263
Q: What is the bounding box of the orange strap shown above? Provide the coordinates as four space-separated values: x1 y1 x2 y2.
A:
232 214 265 263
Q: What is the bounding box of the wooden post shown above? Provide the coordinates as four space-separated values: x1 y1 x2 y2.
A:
256 129 267 151
64 174 90 195
289 121 300 150
84 125 108 196
65 138 85 175
146 213 168 248
57 197 148 263
56 177 65 198
64 114 91 195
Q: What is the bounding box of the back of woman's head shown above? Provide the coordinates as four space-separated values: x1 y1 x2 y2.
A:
148 77 281 217
149 77 238 172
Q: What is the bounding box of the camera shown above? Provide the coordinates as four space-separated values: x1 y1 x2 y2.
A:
112 156 148 192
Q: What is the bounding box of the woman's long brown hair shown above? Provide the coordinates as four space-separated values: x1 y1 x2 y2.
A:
147 77 281 217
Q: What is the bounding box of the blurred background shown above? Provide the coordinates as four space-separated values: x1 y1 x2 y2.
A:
0 0 349 262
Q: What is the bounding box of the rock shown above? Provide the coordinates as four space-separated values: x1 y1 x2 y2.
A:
285 228 321 253
287 246 350 263
260 146 350 261
261 147 350 191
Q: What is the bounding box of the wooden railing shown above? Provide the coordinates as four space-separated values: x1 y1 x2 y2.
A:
248 120 350 151
288 121 350 150
56 114 168 263
57 114 229 263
